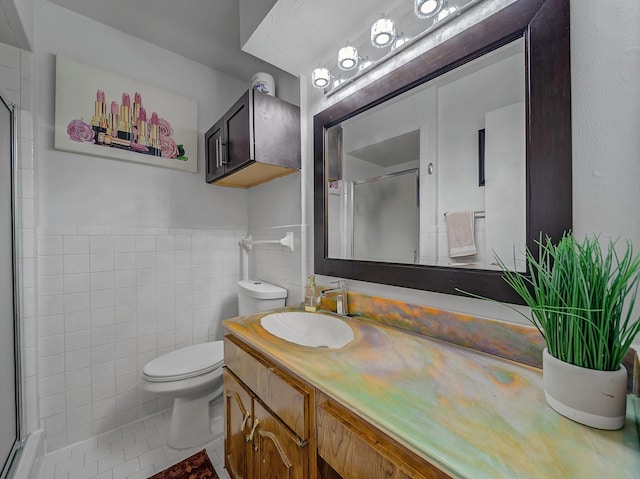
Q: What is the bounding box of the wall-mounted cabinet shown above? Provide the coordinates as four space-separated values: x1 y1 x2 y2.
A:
205 90 300 188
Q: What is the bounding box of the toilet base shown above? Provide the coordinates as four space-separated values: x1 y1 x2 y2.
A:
168 385 223 449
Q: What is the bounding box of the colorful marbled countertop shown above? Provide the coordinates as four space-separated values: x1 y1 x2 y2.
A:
223 310 640 479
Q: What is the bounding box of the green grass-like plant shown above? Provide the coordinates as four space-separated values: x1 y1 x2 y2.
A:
495 233 640 371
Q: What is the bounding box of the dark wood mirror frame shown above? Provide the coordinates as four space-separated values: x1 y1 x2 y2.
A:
313 0 571 303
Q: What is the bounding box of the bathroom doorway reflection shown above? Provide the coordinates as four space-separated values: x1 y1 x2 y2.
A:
0 95 22 479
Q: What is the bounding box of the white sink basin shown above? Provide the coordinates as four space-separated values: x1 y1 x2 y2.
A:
260 312 354 348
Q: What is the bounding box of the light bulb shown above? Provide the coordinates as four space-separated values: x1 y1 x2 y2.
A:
311 68 331 89
414 0 443 19
371 14 396 48
338 45 359 71
436 5 457 22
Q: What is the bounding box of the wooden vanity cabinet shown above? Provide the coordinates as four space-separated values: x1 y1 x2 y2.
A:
224 335 311 479
224 333 451 479
316 391 453 479
205 89 300 188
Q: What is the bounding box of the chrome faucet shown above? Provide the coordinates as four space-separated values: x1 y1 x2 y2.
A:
321 280 348 316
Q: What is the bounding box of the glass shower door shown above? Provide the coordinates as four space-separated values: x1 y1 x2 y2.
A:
352 169 419 263
0 95 21 478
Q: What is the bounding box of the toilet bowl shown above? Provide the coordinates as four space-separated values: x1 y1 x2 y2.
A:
141 341 224 449
141 279 287 449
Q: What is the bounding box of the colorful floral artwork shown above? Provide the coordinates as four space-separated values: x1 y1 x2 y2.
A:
55 55 197 172
66 90 188 161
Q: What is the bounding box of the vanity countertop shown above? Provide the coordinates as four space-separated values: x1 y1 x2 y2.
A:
223 311 640 479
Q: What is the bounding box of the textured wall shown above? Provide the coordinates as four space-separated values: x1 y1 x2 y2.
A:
34 1 249 229
31 0 251 451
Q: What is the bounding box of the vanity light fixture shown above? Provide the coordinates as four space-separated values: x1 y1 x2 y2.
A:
414 0 443 18
311 67 331 89
391 32 410 50
370 14 396 48
310 1 475 93
338 44 359 71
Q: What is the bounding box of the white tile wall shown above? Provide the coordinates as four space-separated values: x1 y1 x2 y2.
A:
37 227 245 451
0 43 21 106
0 42 40 436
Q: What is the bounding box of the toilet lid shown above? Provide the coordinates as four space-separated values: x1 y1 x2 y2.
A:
143 341 224 382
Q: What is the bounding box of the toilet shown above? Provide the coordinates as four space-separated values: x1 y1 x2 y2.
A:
141 279 287 449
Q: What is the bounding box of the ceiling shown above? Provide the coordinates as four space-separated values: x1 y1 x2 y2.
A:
348 130 420 168
45 0 408 83
45 0 293 84
0 0 30 49
2 0 471 94
3 0 417 89
243 0 406 77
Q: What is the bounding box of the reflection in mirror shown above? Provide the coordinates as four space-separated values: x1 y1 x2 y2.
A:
326 39 526 271
329 168 419 263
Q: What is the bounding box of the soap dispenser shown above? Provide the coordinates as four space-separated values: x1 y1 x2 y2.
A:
304 275 319 312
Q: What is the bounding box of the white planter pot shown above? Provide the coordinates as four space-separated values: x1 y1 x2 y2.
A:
543 348 628 430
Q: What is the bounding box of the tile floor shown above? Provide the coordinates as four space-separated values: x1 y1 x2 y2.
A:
37 399 230 479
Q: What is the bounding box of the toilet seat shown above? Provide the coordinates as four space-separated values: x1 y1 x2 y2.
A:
143 342 224 382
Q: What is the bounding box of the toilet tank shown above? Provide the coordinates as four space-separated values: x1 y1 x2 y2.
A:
238 280 287 316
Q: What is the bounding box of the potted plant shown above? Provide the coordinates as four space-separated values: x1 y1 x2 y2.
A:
494 233 640 430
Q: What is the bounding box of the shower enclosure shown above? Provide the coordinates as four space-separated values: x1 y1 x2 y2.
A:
0 94 22 478
352 169 419 264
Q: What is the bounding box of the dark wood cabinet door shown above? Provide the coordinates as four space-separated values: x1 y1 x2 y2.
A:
224 370 253 479
253 400 307 479
205 90 300 187
205 118 226 182
225 91 252 172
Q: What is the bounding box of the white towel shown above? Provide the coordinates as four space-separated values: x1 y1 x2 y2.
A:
445 211 477 258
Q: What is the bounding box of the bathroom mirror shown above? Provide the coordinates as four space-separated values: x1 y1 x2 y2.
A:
327 39 526 270
314 0 571 303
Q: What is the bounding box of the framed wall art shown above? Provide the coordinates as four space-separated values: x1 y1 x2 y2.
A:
55 55 198 172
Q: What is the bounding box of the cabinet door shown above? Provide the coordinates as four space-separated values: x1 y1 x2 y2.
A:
253 400 307 479
225 91 252 172
224 370 253 479
224 335 309 440
205 118 225 182
316 394 452 479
